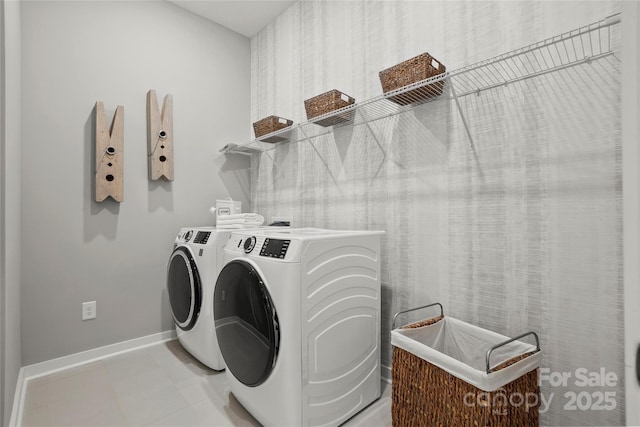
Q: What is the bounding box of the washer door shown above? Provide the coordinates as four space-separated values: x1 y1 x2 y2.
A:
214 259 279 387
167 246 202 331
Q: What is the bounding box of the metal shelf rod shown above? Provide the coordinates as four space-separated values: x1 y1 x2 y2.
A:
223 13 620 156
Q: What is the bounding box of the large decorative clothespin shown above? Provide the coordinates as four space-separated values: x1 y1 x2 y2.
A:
95 101 124 202
147 90 174 181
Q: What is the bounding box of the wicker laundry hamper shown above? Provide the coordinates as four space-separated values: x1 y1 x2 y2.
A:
304 89 355 127
391 303 541 427
379 52 446 105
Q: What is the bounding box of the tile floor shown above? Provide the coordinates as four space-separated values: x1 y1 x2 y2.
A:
20 339 392 426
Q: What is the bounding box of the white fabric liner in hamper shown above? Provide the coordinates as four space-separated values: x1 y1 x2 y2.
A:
391 317 542 392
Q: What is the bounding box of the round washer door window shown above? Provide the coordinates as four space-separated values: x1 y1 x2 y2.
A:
167 246 202 331
214 260 279 387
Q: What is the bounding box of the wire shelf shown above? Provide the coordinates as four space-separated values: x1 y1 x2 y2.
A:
221 13 620 155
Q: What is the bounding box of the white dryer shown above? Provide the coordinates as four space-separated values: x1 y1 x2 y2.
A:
214 228 384 427
166 226 230 370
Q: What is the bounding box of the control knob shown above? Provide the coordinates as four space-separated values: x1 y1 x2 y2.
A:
244 236 257 253
184 230 193 242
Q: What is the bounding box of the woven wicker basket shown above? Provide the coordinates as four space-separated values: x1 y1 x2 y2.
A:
379 52 446 106
304 89 355 127
253 115 293 143
392 316 540 427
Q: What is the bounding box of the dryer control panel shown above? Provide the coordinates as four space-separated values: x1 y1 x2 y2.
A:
260 238 290 259
225 233 298 261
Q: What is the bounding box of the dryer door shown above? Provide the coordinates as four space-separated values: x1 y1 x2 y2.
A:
214 259 279 387
167 246 202 331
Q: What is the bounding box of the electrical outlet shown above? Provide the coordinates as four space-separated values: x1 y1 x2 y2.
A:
82 301 96 321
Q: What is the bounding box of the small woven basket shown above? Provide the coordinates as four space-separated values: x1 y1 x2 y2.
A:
252 115 293 143
392 316 540 427
304 89 355 127
379 52 446 106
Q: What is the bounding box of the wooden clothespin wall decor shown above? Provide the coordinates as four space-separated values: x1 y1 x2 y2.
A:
95 101 124 202
147 90 174 181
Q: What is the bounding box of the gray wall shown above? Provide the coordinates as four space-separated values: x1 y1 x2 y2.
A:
20 0 251 365
0 1 22 425
1 0 21 423
250 1 623 426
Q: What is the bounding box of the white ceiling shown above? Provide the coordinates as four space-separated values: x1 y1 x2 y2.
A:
168 0 297 38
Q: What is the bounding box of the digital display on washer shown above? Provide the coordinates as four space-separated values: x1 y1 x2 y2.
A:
260 238 290 259
193 231 211 244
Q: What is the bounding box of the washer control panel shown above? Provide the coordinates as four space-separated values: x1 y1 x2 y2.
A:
193 231 211 245
176 229 212 244
260 238 290 259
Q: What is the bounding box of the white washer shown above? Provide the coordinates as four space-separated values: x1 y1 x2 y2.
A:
214 228 384 426
166 226 230 370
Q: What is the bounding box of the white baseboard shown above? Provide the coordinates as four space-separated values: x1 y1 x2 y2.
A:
21 330 177 380
9 330 176 427
8 367 25 427
381 363 392 384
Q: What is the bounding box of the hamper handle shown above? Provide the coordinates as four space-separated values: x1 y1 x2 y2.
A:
485 331 540 373
392 302 444 330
